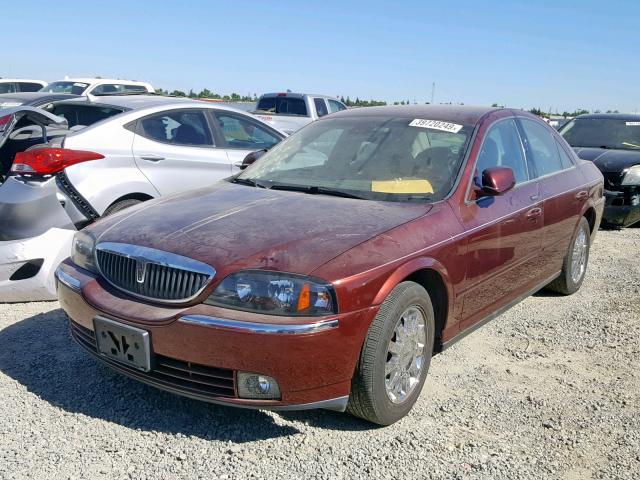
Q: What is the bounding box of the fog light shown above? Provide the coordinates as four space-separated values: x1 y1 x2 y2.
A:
237 372 281 400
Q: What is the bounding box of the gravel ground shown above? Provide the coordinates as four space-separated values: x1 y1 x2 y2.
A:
0 228 638 480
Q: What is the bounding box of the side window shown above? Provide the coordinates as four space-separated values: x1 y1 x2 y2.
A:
139 110 213 146
328 100 347 113
313 98 329 117
17 82 43 92
122 85 147 93
214 112 280 149
555 139 575 169
475 119 528 185
519 119 564 177
91 84 122 95
0 83 16 94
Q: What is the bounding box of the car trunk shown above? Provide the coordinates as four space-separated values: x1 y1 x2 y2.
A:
0 107 69 183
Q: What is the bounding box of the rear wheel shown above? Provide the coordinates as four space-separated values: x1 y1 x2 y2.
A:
546 216 591 295
347 281 435 425
103 198 142 217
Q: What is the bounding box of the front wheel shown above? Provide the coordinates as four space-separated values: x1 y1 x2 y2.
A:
347 281 435 425
546 216 591 295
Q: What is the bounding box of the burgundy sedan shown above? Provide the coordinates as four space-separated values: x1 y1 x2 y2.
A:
56 106 604 425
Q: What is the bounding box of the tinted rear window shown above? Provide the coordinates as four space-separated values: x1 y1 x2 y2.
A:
256 96 308 116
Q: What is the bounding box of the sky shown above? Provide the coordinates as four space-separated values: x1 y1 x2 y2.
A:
3 0 638 113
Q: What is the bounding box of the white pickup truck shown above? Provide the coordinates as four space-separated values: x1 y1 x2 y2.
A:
252 92 347 134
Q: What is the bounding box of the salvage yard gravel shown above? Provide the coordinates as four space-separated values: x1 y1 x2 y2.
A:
1 228 638 480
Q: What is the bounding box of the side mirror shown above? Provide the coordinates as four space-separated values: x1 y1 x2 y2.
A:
481 167 516 196
238 149 267 170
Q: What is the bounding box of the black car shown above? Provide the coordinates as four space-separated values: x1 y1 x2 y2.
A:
0 92 81 110
559 113 640 228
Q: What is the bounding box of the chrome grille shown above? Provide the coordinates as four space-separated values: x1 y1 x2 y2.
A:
95 242 215 303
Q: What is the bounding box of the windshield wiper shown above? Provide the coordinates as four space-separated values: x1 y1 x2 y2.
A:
269 184 365 200
231 177 268 188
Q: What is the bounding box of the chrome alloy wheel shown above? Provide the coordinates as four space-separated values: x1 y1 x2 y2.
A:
385 306 427 404
571 227 588 284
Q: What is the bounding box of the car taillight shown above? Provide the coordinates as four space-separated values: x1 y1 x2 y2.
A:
11 148 105 175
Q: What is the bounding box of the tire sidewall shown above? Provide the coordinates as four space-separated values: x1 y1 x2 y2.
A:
371 283 435 424
565 217 591 292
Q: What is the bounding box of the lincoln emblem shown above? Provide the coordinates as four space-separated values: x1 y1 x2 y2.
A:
135 259 147 284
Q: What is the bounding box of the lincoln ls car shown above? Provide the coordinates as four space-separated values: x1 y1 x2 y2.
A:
56 105 604 425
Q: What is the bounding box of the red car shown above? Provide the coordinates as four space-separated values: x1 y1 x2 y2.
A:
56 106 604 425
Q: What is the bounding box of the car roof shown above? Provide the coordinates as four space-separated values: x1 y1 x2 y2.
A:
259 92 340 100
326 104 501 125
57 94 195 109
575 113 640 121
0 92 79 104
53 78 151 85
0 78 47 84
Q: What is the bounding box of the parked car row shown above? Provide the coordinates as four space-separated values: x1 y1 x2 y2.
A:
1 81 635 424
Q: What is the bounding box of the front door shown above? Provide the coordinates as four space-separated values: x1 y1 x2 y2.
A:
458 118 545 329
132 108 231 195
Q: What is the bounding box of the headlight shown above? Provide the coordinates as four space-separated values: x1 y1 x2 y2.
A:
71 230 97 272
206 270 337 316
621 165 640 186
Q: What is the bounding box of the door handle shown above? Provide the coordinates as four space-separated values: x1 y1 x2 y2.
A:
140 154 165 162
526 207 543 219
575 190 588 200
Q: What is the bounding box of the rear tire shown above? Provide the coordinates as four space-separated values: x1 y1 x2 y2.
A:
546 217 591 295
347 281 435 425
103 199 142 217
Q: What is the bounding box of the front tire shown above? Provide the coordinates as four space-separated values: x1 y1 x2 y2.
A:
347 281 435 425
546 216 591 295
103 198 142 217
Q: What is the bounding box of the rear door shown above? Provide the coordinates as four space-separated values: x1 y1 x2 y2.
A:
459 118 544 328
131 108 231 195
517 118 587 278
209 110 282 172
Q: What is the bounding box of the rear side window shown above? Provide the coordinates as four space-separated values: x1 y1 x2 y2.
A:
91 84 122 95
328 99 347 113
256 96 308 116
0 83 16 94
123 85 147 93
555 140 575 169
17 82 43 92
314 98 328 117
139 110 213 146
49 104 125 128
475 119 528 184
519 119 564 177
214 112 281 149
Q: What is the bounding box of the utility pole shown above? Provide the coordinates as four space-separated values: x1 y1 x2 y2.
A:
430 82 435 104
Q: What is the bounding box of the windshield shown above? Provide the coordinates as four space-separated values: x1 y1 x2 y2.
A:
237 116 474 202
256 96 308 116
560 118 640 150
40 81 89 95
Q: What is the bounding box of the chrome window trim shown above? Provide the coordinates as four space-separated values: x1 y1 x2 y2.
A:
179 315 339 334
95 242 216 304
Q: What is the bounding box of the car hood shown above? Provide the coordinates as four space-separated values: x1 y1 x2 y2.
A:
93 182 431 279
573 147 640 172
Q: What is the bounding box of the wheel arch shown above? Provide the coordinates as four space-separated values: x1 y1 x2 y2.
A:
372 258 453 353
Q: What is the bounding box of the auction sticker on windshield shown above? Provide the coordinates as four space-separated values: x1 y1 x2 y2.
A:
409 119 463 133
626 122 640 126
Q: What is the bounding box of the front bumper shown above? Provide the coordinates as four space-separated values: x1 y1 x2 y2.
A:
56 261 377 411
0 227 75 302
602 189 640 227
